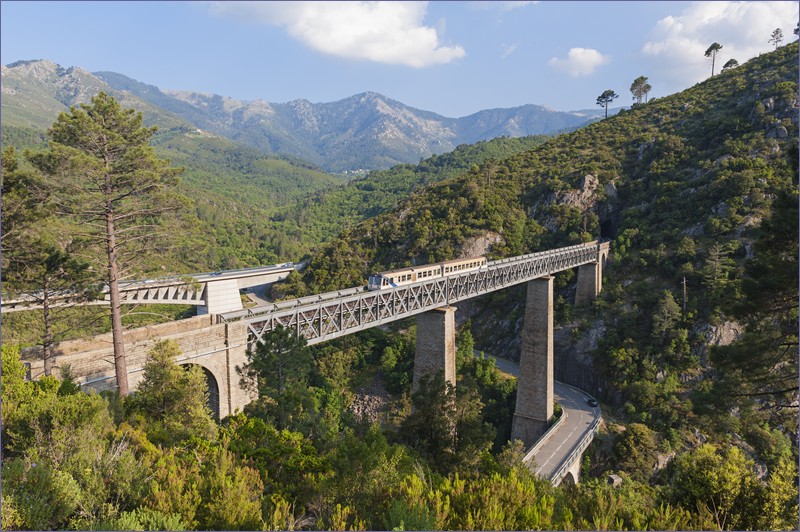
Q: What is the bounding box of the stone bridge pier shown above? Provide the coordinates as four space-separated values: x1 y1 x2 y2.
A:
513 244 607 447
575 243 609 306
511 276 555 444
412 243 608 443
413 306 457 393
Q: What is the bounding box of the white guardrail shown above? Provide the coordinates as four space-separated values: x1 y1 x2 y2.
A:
523 408 568 464
550 416 601 485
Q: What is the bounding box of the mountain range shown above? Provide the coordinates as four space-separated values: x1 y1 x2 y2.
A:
2 59 612 172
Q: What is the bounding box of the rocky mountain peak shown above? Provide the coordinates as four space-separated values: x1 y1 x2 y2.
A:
4 60 612 172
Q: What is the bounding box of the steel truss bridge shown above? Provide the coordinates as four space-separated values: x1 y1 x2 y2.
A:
219 241 609 348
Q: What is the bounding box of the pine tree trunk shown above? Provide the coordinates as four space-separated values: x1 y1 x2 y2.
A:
106 205 129 395
42 280 53 376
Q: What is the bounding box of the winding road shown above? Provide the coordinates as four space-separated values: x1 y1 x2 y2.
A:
477 351 601 481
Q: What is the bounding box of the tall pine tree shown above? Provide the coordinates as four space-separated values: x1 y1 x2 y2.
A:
29 92 183 395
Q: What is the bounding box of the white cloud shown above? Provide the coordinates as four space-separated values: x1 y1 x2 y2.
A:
208 1 465 68
470 1 538 12
548 48 610 77
501 42 519 58
642 1 799 83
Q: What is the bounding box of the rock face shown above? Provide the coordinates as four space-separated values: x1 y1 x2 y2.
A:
533 174 618 235
692 321 742 366
458 232 503 259
348 371 391 424
554 321 615 401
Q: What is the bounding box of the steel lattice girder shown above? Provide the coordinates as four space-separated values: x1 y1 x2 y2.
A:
235 241 605 346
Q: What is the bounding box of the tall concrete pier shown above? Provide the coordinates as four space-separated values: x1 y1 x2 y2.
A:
575 262 601 306
413 306 457 392
575 243 609 306
511 276 554 446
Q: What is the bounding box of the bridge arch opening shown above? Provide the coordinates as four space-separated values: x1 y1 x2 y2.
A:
560 471 577 486
180 363 220 420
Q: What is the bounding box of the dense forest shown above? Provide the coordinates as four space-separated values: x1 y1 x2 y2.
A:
1 42 798 530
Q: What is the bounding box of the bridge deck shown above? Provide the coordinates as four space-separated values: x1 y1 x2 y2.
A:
221 241 608 347
485 353 601 485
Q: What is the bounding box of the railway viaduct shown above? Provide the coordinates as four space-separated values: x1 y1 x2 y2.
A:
17 240 609 478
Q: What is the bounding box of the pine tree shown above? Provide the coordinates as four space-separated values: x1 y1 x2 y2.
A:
29 92 183 395
596 89 619 118
705 43 723 76
1 148 97 375
768 28 784 50
629 76 652 105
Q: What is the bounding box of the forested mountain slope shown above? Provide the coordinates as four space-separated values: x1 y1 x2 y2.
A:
282 42 799 498
2 45 797 532
272 135 551 246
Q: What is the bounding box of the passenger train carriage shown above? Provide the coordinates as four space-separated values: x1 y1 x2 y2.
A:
367 256 487 290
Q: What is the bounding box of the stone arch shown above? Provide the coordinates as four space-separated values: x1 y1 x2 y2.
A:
560 471 577 485
180 363 220 419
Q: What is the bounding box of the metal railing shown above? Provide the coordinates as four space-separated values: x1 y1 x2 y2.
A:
219 241 607 348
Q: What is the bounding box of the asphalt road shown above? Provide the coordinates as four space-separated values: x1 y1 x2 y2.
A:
476 351 601 479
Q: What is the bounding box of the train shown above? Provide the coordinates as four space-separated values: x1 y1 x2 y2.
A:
367 256 487 291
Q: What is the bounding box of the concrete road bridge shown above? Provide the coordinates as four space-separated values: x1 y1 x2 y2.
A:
1 263 299 315
19 240 609 476
488 353 601 485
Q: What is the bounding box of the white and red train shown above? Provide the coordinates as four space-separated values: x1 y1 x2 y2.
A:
367 256 487 291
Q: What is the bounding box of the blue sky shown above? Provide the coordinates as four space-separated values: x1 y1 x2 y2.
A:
2 1 797 117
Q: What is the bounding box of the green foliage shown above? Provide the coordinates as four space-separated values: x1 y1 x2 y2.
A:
324 424 415 527
612 423 660 482
126 339 218 445
239 325 312 399
400 373 494 474
142 448 203 528
95 507 186 531
379 327 416 394
195 444 264 530
1 457 82 530
226 413 326 505
670 442 767 529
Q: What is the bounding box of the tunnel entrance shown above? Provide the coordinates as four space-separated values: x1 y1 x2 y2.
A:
600 219 616 240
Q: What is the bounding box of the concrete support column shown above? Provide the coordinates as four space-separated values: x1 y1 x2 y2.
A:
575 261 601 306
413 306 457 393
511 276 554 446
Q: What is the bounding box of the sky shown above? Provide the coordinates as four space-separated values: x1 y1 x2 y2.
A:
2 1 797 117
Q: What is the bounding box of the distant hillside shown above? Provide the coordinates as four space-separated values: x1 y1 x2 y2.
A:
4 58 607 172
271 135 552 251
92 71 603 171
0 60 346 216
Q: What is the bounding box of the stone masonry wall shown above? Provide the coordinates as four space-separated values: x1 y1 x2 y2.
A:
22 315 253 418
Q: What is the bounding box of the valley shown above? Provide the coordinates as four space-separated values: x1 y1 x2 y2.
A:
1 41 798 531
